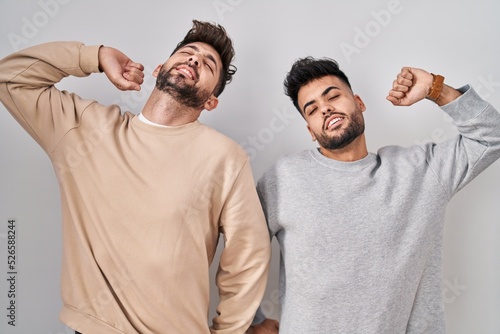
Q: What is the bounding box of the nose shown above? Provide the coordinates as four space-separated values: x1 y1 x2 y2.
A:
322 105 334 116
188 56 199 67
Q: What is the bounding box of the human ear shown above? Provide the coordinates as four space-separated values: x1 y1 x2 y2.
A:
355 94 366 112
204 95 219 111
152 64 162 78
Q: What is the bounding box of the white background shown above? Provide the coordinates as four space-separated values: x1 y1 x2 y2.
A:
0 0 499 333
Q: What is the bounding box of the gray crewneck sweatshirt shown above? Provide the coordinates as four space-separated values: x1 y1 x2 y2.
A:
255 86 500 333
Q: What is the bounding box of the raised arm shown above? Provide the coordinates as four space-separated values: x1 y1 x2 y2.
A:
0 42 143 152
386 66 500 196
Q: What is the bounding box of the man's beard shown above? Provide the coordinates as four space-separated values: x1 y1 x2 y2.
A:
155 63 212 109
314 111 365 150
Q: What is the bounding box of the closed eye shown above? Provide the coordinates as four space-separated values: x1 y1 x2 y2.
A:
308 107 317 116
204 61 213 73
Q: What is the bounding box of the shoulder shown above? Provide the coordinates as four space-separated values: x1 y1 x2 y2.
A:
197 123 249 161
377 144 429 167
258 150 313 185
80 101 128 128
278 149 313 166
269 149 312 172
378 144 422 156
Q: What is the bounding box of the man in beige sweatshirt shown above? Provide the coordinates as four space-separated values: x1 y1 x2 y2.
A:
0 20 270 334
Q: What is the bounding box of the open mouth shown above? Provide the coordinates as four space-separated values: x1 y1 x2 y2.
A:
324 114 345 130
176 65 197 80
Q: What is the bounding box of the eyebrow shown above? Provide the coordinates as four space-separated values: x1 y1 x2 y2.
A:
302 86 340 113
182 45 218 71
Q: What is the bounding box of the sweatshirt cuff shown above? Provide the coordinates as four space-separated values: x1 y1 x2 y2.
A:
79 44 102 75
441 84 490 123
251 307 266 326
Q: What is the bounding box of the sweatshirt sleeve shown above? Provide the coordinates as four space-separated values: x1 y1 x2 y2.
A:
423 85 500 198
0 41 101 154
256 165 282 238
211 160 271 334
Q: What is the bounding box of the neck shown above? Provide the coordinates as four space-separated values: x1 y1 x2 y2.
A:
319 134 368 162
141 89 202 126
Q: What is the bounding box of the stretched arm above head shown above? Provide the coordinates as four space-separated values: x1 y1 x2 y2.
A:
0 41 104 151
387 65 500 196
386 67 462 107
0 41 144 152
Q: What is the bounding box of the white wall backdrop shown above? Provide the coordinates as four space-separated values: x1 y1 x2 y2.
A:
1 0 499 333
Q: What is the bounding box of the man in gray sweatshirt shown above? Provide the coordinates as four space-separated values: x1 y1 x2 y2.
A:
249 58 500 333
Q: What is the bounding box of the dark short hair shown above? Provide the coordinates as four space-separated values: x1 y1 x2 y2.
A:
284 57 352 113
171 20 237 97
